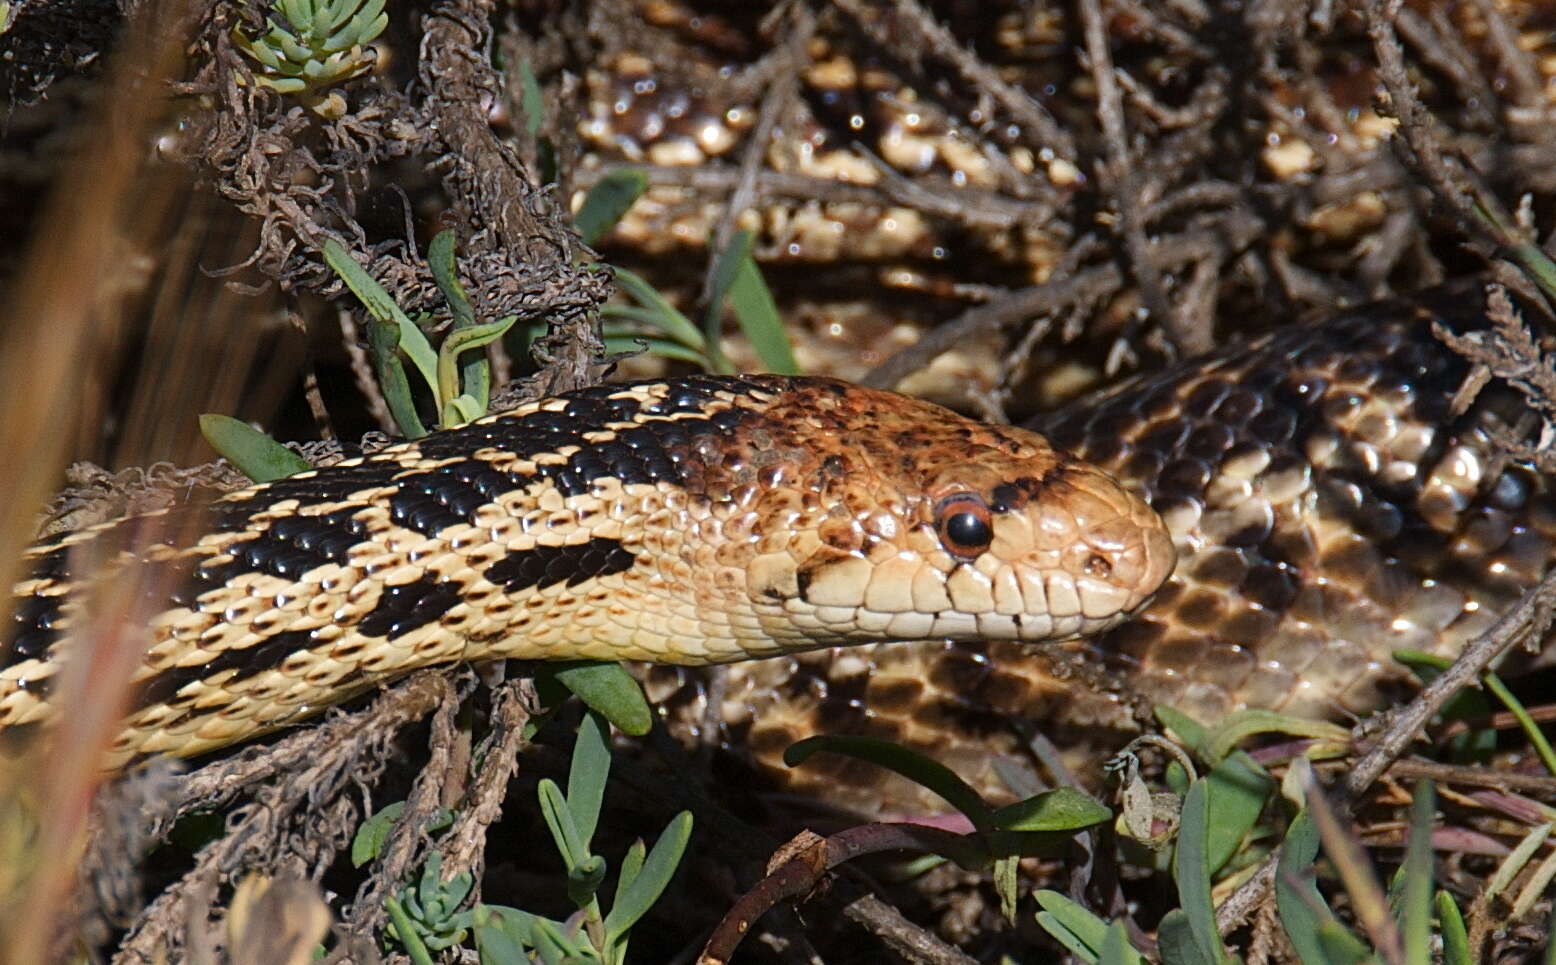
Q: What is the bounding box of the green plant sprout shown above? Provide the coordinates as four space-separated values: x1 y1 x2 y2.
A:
365 712 693 964
230 0 388 117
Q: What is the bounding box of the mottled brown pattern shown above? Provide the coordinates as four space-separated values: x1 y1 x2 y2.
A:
647 288 1556 817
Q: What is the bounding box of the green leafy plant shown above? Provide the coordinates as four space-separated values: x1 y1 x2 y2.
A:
600 228 797 376
230 0 387 116
371 714 691 963
321 232 519 437
784 735 1111 921
504 712 693 963
562 168 797 376
386 853 477 955
351 801 454 868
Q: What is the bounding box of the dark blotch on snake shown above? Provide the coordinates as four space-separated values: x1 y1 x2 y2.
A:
485 538 637 592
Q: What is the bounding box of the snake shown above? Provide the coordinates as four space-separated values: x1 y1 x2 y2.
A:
1 285 1550 810
638 284 1556 813
0 374 1172 768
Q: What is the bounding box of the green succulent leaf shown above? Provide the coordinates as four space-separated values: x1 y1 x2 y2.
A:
1099 919 1147 965
576 169 648 246
517 60 545 138
567 711 612 846
1171 779 1230 964
612 267 704 351
1034 890 1110 962
538 778 593 872
728 253 797 374
1202 752 1273 874
602 811 693 950
601 335 710 367
549 662 653 737
785 735 991 828
198 414 311 482
1276 810 1341 965
367 315 428 438
1437 891 1471 965
990 787 1111 833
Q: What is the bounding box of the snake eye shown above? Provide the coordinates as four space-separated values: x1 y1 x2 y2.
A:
935 494 993 558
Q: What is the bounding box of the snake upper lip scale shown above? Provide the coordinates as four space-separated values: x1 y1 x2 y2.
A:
0 373 1174 767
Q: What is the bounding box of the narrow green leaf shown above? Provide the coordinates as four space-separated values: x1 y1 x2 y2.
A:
729 254 798 374
608 840 648 963
274 29 314 66
367 316 428 438
601 336 710 366
1482 672 1556 775
435 315 518 422
349 802 451 867
1171 779 1228 965
1099 919 1146 965
243 34 285 69
441 393 485 428
1314 921 1376 964
614 839 647 914
198 414 311 483
1034 890 1109 962
518 60 545 138
1202 752 1273 874
551 662 653 736
1394 650 1497 750
1154 706 1209 757
300 55 339 83
323 239 439 398
991 787 1111 832
784 735 991 827
538 778 593 871
1485 821 1552 904
576 169 648 247
351 801 405 867
1504 243 1556 307
600 304 699 331
700 230 753 373
278 0 313 35
263 76 309 93
566 854 607 909
475 922 527 965
385 895 436 965
348 0 386 36
612 267 704 350
704 230 752 324
320 0 360 34
1158 910 1215 965
567 712 612 847
1277 809 1358 965
1401 781 1435 965
1203 709 1351 763
602 811 693 943
427 230 488 414
1436 891 1471 965
529 914 577 964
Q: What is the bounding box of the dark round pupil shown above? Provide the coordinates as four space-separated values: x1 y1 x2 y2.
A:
944 511 991 549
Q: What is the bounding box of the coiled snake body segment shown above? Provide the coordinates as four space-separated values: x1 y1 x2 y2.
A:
646 288 1556 812
0 374 1171 767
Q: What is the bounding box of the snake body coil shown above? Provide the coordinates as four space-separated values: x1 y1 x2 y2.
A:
654 287 1556 812
1 374 1171 767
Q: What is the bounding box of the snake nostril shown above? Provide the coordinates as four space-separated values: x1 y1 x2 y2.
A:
1084 554 1112 579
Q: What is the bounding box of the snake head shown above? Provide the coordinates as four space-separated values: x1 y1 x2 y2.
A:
737 380 1176 653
